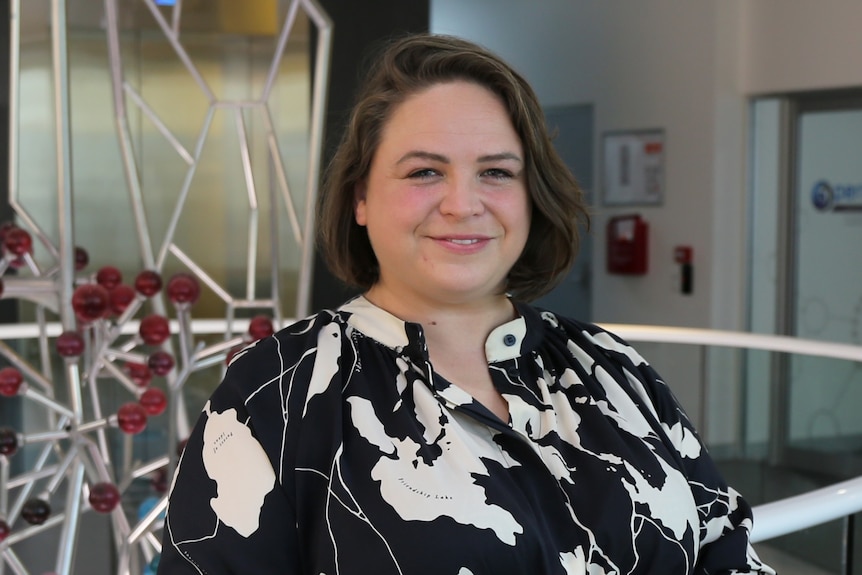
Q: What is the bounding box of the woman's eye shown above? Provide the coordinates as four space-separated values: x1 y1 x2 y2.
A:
482 168 514 179
407 168 439 179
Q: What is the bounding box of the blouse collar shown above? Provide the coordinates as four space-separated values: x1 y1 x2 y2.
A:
339 295 536 363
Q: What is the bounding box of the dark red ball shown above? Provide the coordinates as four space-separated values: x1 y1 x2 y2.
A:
71 284 110 323
166 272 200 305
74 246 89 271
125 362 152 387
147 350 174 376
21 498 51 525
139 387 167 416
0 366 23 397
139 315 170 346
95 266 122 290
56 331 85 357
0 518 10 542
88 482 121 513
0 427 18 456
117 402 148 434
108 284 136 316
3 227 32 256
134 270 163 298
248 315 275 341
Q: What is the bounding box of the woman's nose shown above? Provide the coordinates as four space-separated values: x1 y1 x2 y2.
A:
439 177 484 218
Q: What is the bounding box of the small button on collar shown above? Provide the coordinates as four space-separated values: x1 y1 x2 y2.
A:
503 334 517 347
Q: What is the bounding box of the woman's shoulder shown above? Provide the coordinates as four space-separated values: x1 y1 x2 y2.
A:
217 308 350 401
518 302 650 367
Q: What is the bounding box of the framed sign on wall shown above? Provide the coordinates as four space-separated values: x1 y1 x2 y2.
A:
601 129 665 206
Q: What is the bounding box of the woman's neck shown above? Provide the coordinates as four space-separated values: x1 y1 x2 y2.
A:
363 286 517 352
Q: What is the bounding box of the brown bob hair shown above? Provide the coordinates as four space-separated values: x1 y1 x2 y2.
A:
317 33 589 302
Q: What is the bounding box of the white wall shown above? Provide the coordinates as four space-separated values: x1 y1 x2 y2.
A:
432 1 736 329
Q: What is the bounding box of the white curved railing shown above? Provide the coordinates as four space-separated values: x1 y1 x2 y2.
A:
600 322 862 543
2 319 861 543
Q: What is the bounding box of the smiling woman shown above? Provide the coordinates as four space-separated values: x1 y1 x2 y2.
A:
158 33 775 575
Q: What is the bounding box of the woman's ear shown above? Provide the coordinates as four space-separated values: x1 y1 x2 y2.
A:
354 181 368 226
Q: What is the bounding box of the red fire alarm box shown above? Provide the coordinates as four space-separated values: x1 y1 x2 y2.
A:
606 214 648 275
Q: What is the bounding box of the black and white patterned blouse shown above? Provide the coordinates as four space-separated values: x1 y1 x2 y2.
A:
158 296 774 575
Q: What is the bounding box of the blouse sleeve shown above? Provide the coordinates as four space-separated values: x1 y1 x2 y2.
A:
157 338 302 574
619 352 775 575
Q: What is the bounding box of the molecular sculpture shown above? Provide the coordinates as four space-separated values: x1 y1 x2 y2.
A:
0 0 332 574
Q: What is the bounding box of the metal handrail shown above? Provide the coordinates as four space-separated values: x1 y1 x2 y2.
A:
599 322 862 544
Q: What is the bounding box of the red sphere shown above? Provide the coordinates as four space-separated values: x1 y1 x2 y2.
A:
88 482 121 513
108 284 136 316
72 284 110 323
3 227 32 256
0 367 23 397
117 402 148 434
248 315 275 341
166 272 200 305
74 246 89 271
21 498 51 525
0 427 18 456
95 266 123 290
56 331 85 357
147 350 174 376
139 387 167 416
134 270 163 298
150 468 168 494
0 518 9 542
139 315 170 345
125 362 152 387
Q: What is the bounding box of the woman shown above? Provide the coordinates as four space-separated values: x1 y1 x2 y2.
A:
159 33 774 574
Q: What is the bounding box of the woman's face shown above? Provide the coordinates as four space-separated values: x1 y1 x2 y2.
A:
355 80 531 308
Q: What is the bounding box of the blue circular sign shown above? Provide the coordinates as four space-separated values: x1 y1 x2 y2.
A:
811 180 834 211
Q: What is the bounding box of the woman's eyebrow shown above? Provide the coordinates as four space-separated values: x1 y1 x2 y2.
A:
396 150 449 164
477 152 523 164
395 151 523 164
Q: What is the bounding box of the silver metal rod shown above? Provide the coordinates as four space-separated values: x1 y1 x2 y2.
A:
171 0 183 37
104 0 157 271
0 340 54 392
2 546 30 575
45 445 78 495
21 388 75 418
0 457 8 515
54 462 85 575
156 107 216 269
234 107 260 300
128 494 167 545
168 244 233 302
8 0 60 262
101 359 145 397
261 0 302 101
140 0 215 102
123 82 194 165
104 348 149 365
296 0 332 317
5 464 60 489
36 305 55 380
129 455 169 480
50 0 76 330
265 120 302 245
